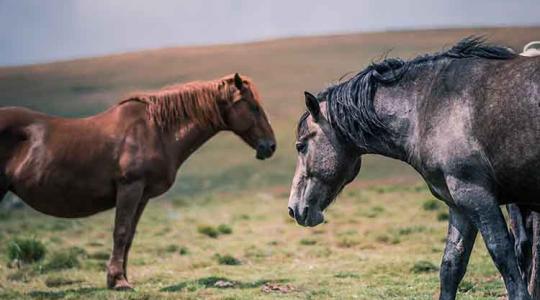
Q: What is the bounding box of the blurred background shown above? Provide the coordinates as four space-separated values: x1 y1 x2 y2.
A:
0 1 539 299
1 0 539 198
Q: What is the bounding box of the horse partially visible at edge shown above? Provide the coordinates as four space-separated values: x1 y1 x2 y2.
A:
506 40 540 299
288 38 539 300
0 73 276 289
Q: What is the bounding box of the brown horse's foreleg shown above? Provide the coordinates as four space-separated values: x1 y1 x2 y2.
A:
107 181 144 290
122 198 148 282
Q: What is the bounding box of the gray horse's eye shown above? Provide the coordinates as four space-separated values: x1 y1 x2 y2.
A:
295 142 307 154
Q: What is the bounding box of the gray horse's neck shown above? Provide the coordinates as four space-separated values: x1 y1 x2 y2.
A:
367 62 438 164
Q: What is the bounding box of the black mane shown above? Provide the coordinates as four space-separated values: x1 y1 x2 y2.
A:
300 36 517 148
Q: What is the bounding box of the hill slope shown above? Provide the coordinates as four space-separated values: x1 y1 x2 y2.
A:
0 27 538 196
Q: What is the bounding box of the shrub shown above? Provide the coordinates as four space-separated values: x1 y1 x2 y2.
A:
411 260 438 273
217 224 232 235
197 225 219 238
422 199 440 211
7 237 46 264
215 254 241 265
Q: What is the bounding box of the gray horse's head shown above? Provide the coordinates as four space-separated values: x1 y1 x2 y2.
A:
288 92 361 227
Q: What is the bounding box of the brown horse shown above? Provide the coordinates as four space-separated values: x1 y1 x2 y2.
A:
0 73 276 289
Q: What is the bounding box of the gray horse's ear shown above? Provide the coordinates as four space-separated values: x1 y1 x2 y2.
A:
234 73 243 90
304 91 320 121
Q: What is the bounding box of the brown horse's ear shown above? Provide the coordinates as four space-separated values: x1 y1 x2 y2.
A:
304 91 320 121
234 73 243 90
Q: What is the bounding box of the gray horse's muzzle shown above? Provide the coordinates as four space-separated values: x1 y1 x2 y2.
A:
288 204 324 227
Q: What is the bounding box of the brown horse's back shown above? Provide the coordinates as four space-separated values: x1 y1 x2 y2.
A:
0 103 148 217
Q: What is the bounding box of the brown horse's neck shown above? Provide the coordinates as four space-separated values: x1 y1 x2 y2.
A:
171 119 221 169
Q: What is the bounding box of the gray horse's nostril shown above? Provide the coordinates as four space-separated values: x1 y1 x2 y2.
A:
288 207 295 219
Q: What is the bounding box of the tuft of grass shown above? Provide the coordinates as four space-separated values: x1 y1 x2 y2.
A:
299 238 317 246
362 205 385 218
395 225 428 236
86 241 104 247
217 224 233 235
458 280 475 293
179 246 189 256
437 211 449 221
44 275 82 287
7 268 37 282
7 237 46 264
411 260 439 273
336 237 360 248
43 249 80 271
375 234 400 245
165 244 179 253
215 254 241 265
334 272 360 279
422 199 441 211
88 251 109 260
197 225 219 238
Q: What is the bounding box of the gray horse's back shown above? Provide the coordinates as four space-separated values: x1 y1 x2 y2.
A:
472 56 540 204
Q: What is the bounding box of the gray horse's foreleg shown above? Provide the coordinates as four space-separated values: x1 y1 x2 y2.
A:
447 175 530 300
439 207 477 300
529 211 540 299
107 181 145 290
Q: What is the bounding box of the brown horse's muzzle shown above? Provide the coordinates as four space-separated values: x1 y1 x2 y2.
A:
256 139 276 160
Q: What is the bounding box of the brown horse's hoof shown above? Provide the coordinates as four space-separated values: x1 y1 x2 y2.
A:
107 273 133 291
113 278 133 291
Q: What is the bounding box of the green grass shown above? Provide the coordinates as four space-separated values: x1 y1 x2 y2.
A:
6 237 47 264
0 185 506 299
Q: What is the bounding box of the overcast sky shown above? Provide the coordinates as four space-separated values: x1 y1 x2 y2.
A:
0 0 539 66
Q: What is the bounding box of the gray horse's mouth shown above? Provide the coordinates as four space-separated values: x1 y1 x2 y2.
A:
290 205 325 227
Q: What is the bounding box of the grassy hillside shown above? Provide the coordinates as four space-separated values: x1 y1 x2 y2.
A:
0 27 539 299
1 27 538 197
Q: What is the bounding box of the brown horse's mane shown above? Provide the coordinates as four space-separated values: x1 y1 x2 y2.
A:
119 74 257 131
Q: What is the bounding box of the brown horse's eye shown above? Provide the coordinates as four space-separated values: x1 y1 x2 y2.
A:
295 142 307 153
250 105 260 113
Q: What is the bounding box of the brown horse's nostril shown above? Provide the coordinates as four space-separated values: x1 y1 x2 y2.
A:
270 143 276 153
288 207 295 219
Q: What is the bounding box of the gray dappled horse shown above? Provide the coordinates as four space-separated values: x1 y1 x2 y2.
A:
288 37 540 300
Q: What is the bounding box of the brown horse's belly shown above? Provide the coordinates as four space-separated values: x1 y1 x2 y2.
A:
5 127 120 218
11 183 117 218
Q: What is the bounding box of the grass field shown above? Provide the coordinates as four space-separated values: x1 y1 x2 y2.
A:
0 27 539 299
0 183 506 299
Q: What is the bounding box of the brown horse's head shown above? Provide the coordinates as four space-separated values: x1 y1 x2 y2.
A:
222 73 276 160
